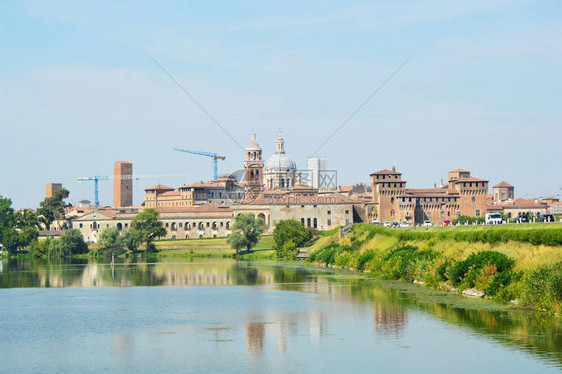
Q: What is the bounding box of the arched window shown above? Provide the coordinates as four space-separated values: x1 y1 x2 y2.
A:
301 218 305 225
117 223 122 230
313 218 317 229
171 222 177 231
472 196 476 203
212 222 217 230
307 218 311 227
226 222 230 230
391 197 394 204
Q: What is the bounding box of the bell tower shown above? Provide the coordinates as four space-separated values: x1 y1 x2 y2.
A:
244 133 264 200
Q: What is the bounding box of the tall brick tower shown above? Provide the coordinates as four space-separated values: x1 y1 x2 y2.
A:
46 183 63 198
113 161 133 207
244 134 264 200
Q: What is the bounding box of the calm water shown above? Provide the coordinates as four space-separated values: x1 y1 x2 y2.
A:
1 258 561 373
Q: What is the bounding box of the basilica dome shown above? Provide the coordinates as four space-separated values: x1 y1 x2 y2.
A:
265 152 296 170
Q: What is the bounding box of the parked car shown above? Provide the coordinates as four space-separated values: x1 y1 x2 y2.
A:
514 214 530 223
399 221 409 228
442 220 452 226
540 214 555 223
422 220 432 227
391 222 399 228
383 221 391 228
485 212 503 225
371 220 383 226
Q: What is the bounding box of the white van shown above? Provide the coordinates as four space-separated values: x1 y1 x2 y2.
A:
485 212 503 225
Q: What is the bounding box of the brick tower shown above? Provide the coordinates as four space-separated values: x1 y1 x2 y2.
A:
113 161 133 207
244 134 264 200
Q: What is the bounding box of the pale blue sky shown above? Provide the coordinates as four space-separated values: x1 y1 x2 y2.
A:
1 0 561 209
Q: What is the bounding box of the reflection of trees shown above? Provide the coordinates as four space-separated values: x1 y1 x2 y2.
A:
93 262 166 287
228 262 261 285
0 258 87 288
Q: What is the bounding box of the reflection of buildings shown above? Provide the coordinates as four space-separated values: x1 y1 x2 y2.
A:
372 301 407 338
246 323 265 358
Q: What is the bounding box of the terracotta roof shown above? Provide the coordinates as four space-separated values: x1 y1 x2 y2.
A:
493 181 514 188
502 198 547 209
340 186 353 192
455 177 489 183
160 191 181 197
237 193 353 206
370 169 402 176
145 184 174 191
450 169 469 173
290 184 316 190
404 189 457 197
156 202 233 214
551 201 562 206
179 182 223 189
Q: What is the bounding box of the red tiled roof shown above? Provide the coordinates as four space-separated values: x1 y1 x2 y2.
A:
340 186 353 192
370 169 402 176
455 177 489 183
145 184 174 191
502 198 547 209
493 181 514 188
156 202 233 214
179 182 223 188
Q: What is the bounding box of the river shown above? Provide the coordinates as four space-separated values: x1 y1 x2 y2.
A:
0 257 561 373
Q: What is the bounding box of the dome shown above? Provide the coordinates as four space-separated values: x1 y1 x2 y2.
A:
266 153 296 170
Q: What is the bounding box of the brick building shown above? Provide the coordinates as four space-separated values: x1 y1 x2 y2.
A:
113 161 133 207
370 167 489 226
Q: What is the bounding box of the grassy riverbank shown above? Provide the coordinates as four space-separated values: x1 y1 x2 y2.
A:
305 223 562 317
152 236 277 259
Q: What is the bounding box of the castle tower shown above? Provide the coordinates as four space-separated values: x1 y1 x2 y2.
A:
493 181 514 201
370 167 407 222
113 161 133 207
244 134 264 200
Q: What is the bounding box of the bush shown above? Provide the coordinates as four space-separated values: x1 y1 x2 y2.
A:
449 251 514 287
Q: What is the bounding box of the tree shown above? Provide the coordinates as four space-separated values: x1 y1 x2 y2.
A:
96 227 126 257
0 196 15 245
131 209 166 254
37 188 70 230
273 220 312 259
58 229 88 256
227 213 267 253
120 229 139 253
14 209 39 229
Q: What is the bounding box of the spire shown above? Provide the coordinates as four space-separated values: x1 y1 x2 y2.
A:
247 133 261 150
276 130 285 153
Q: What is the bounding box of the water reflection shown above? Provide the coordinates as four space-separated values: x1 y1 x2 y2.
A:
1 257 561 368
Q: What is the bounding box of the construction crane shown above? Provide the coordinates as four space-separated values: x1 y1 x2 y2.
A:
77 173 189 209
173 148 226 181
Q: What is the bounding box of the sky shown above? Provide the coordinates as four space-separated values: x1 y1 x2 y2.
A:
1 0 561 209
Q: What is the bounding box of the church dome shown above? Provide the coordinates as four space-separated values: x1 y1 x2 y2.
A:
266 153 296 170
265 131 296 170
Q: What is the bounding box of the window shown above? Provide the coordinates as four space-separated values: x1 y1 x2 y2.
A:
427 211 432 218
440 211 445 218
327 219 332 226
327 210 331 215
301 205 305 208
345 210 349 214
457 211 461 217
472 197 476 203
476 210 481 216
390 210 395 217
79 223 83 228
391 197 394 204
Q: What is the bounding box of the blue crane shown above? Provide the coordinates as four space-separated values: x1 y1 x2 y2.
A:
77 173 189 209
173 148 226 181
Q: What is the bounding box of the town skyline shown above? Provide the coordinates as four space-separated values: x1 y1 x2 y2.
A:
2 1 561 209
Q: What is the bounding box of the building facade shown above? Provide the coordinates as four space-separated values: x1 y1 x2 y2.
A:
370 167 489 226
71 203 233 242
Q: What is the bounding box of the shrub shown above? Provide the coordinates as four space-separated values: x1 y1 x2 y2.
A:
449 251 514 287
